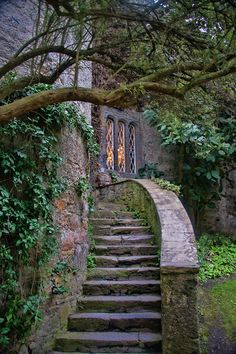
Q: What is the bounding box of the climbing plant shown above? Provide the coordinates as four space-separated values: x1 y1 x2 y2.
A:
144 89 236 228
0 82 98 352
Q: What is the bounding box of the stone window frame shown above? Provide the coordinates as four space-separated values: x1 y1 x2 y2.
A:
104 113 141 177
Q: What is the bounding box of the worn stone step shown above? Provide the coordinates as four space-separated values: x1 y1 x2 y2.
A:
96 202 127 211
95 244 157 256
51 352 161 354
94 234 154 245
95 255 158 267
77 295 161 312
49 349 162 354
87 267 160 280
90 218 144 226
55 331 162 352
68 312 161 332
83 280 161 296
95 225 151 236
91 210 134 219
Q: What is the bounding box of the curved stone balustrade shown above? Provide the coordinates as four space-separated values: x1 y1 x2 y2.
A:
98 179 200 354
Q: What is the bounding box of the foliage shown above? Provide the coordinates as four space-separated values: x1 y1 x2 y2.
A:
132 210 148 226
138 163 164 179
87 253 96 269
151 177 181 196
87 222 96 252
197 233 236 282
75 114 100 157
0 2 236 120
144 96 236 226
75 176 91 196
109 171 118 183
0 83 98 351
75 176 95 212
50 258 75 295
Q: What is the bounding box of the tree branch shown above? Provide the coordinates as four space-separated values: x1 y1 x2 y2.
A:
0 46 75 79
0 59 75 100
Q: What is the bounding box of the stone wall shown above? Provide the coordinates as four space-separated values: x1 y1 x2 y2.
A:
0 1 92 352
202 164 236 236
24 128 90 354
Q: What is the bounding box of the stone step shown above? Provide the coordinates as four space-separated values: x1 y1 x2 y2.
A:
96 202 127 211
87 267 160 280
95 245 157 256
95 255 158 267
68 312 161 332
91 210 134 219
77 295 161 312
49 350 162 354
90 218 144 226
95 225 151 236
83 280 161 296
94 234 154 245
51 352 161 354
55 331 162 352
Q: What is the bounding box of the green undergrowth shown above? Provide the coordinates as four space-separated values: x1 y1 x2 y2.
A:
87 253 96 269
151 177 181 196
197 233 236 282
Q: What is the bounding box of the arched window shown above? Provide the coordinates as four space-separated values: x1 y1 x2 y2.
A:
129 123 136 174
117 121 125 172
106 118 114 170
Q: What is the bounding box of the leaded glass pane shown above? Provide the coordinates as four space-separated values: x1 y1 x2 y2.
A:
117 121 125 172
106 118 114 170
129 124 136 174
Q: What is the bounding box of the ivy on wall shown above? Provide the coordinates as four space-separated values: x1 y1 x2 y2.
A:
0 82 99 352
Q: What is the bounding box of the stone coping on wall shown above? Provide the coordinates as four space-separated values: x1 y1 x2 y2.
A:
98 179 199 274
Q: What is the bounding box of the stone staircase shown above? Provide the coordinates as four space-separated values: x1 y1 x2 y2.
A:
51 202 162 354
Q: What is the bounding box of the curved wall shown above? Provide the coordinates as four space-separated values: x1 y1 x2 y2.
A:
98 179 200 354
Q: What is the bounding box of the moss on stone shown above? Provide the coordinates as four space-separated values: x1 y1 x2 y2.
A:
211 278 236 340
198 274 236 353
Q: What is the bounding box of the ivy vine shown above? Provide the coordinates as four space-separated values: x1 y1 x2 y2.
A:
0 82 99 352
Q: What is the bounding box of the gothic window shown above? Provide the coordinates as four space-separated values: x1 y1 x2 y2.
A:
129 123 136 174
117 121 125 172
106 118 114 170
105 115 138 175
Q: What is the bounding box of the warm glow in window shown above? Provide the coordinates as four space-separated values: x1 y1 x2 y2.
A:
129 124 136 173
117 121 125 172
106 119 114 170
